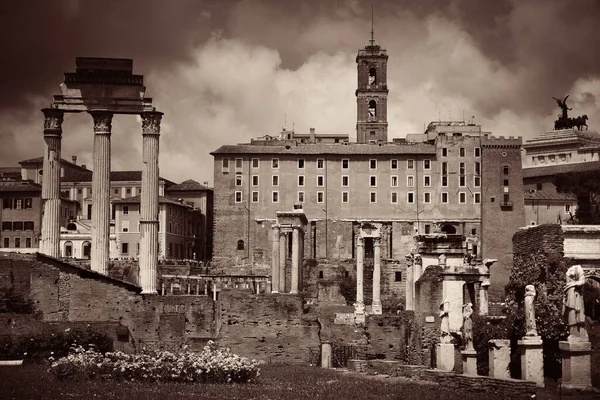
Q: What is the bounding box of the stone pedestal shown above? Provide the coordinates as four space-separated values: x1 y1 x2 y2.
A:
436 343 455 372
461 349 477 375
518 336 544 387
321 342 332 368
489 339 511 379
559 340 593 392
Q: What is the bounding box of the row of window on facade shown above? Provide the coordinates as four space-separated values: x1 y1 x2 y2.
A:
72 187 142 196
2 237 33 248
234 190 482 204
2 198 33 209
533 153 570 164
222 152 481 172
234 171 482 189
1 221 35 231
119 220 188 235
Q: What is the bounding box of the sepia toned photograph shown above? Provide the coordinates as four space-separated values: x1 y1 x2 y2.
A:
0 1 599 398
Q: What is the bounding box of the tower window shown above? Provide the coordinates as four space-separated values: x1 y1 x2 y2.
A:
237 240 245 251
368 100 377 119
368 67 376 86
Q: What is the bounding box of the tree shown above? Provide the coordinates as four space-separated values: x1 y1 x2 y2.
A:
555 170 600 224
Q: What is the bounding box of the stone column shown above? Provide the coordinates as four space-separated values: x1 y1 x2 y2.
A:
90 111 113 274
355 237 365 323
321 342 332 368
290 227 300 294
479 280 490 315
405 256 414 311
279 231 286 292
372 237 382 314
271 225 280 293
139 112 162 294
40 108 64 257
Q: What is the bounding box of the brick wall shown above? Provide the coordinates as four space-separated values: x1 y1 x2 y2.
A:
217 290 320 363
512 224 564 257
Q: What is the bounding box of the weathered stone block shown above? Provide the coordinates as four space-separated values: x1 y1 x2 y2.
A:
488 339 510 379
559 340 594 392
518 336 544 387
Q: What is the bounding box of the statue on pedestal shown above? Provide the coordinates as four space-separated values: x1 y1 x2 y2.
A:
552 95 589 131
563 265 588 341
462 303 474 350
524 284 538 337
440 299 451 343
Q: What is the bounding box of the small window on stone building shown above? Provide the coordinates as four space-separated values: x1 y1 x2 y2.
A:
424 192 431 203
123 206 129 215
441 192 448 203
391 176 398 187
474 176 481 187
370 192 377 203
272 175 279 186
13 222 23 231
342 191 349 203
370 176 377 187
2 238 8 248
317 159 324 169
235 158 243 171
459 147 465 157
235 191 242 203
342 159 349 169
407 192 414 204
342 175 349 187
368 100 377 118
369 159 377 170
298 176 305 187
272 191 279 203
471 228 477 235
424 159 431 170
252 158 259 169
442 148 448 157
407 159 414 169
237 240 245 251
222 158 230 172
503 165 510 175
491 196 495 203
475 147 480 157
24 221 34 231
298 191 304 203
474 193 481 204
298 159 305 169
424 175 431 187
317 176 324 187
391 159 398 169
252 175 259 186
459 192 467 204
252 191 259 203
235 176 243 186
272 158 279 169
14 238 20 248
425 224 431 234
122 243 129 254
565 204 571 212
25 238 31 248
536 183 543 191
319 271 324 279
395 272 402 282
317 191 324 203
368 67 376 85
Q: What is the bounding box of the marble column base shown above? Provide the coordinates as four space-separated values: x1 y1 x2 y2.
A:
436 343 455 372
518 336 544 387
559 339 594 393
488 339 511 380
371 301 382 315
321 342 332 368
461 349 477 375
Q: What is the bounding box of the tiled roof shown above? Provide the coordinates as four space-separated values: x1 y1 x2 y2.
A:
522 161 600 179
0 181 42 192
19 157 90 171
166 179 210 192
210 143 437 155
524 191 577 201
112 195 189 207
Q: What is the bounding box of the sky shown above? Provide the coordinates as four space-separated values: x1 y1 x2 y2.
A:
1 0 599 186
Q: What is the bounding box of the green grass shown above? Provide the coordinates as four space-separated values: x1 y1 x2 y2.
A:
0 363 510 400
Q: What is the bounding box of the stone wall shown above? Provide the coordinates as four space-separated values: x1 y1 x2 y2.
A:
217 289 320 363
366 313 419 363
360 360 536 400
415 265 444 367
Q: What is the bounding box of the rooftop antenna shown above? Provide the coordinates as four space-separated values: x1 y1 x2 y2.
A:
369 5 375 46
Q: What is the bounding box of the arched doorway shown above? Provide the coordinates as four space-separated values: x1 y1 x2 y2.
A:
82 241 91 259
64 241 73 257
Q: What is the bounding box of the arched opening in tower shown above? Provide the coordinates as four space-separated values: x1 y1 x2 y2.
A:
368 68 376 86
368 100 377 118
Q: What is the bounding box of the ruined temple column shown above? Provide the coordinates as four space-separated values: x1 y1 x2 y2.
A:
479 279 490 315
139 111 163 294
271 225 280 293
279 231 286 292
355 237 365 322
90 111 113 274
40 108 64 257
372 237 382 314
290 226 300 294
405 256 414 311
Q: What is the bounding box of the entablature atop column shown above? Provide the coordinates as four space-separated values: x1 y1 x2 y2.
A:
49 57 157 114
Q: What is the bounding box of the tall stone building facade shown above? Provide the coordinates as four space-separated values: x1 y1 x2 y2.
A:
211 38 525 302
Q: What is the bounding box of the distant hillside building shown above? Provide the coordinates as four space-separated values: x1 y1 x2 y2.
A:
210 38 525 301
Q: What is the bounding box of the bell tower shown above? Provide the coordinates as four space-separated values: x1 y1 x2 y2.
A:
356 11 388 144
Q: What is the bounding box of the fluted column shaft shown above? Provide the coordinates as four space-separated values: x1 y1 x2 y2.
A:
271 225 280 293
291 227 300 294
355 237 365 315
372 237 382 314
40 109 64 257
90 112 113 274
279 232 286 292
139 112 163 294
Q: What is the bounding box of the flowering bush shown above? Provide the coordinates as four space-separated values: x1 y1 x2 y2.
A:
50 341 261 384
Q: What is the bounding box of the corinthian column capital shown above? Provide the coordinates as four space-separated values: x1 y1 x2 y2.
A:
42 108 64 135
90 111 113 134
141 111 163 135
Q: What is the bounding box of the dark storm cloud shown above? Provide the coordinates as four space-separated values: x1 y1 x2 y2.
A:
0 0 599 184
